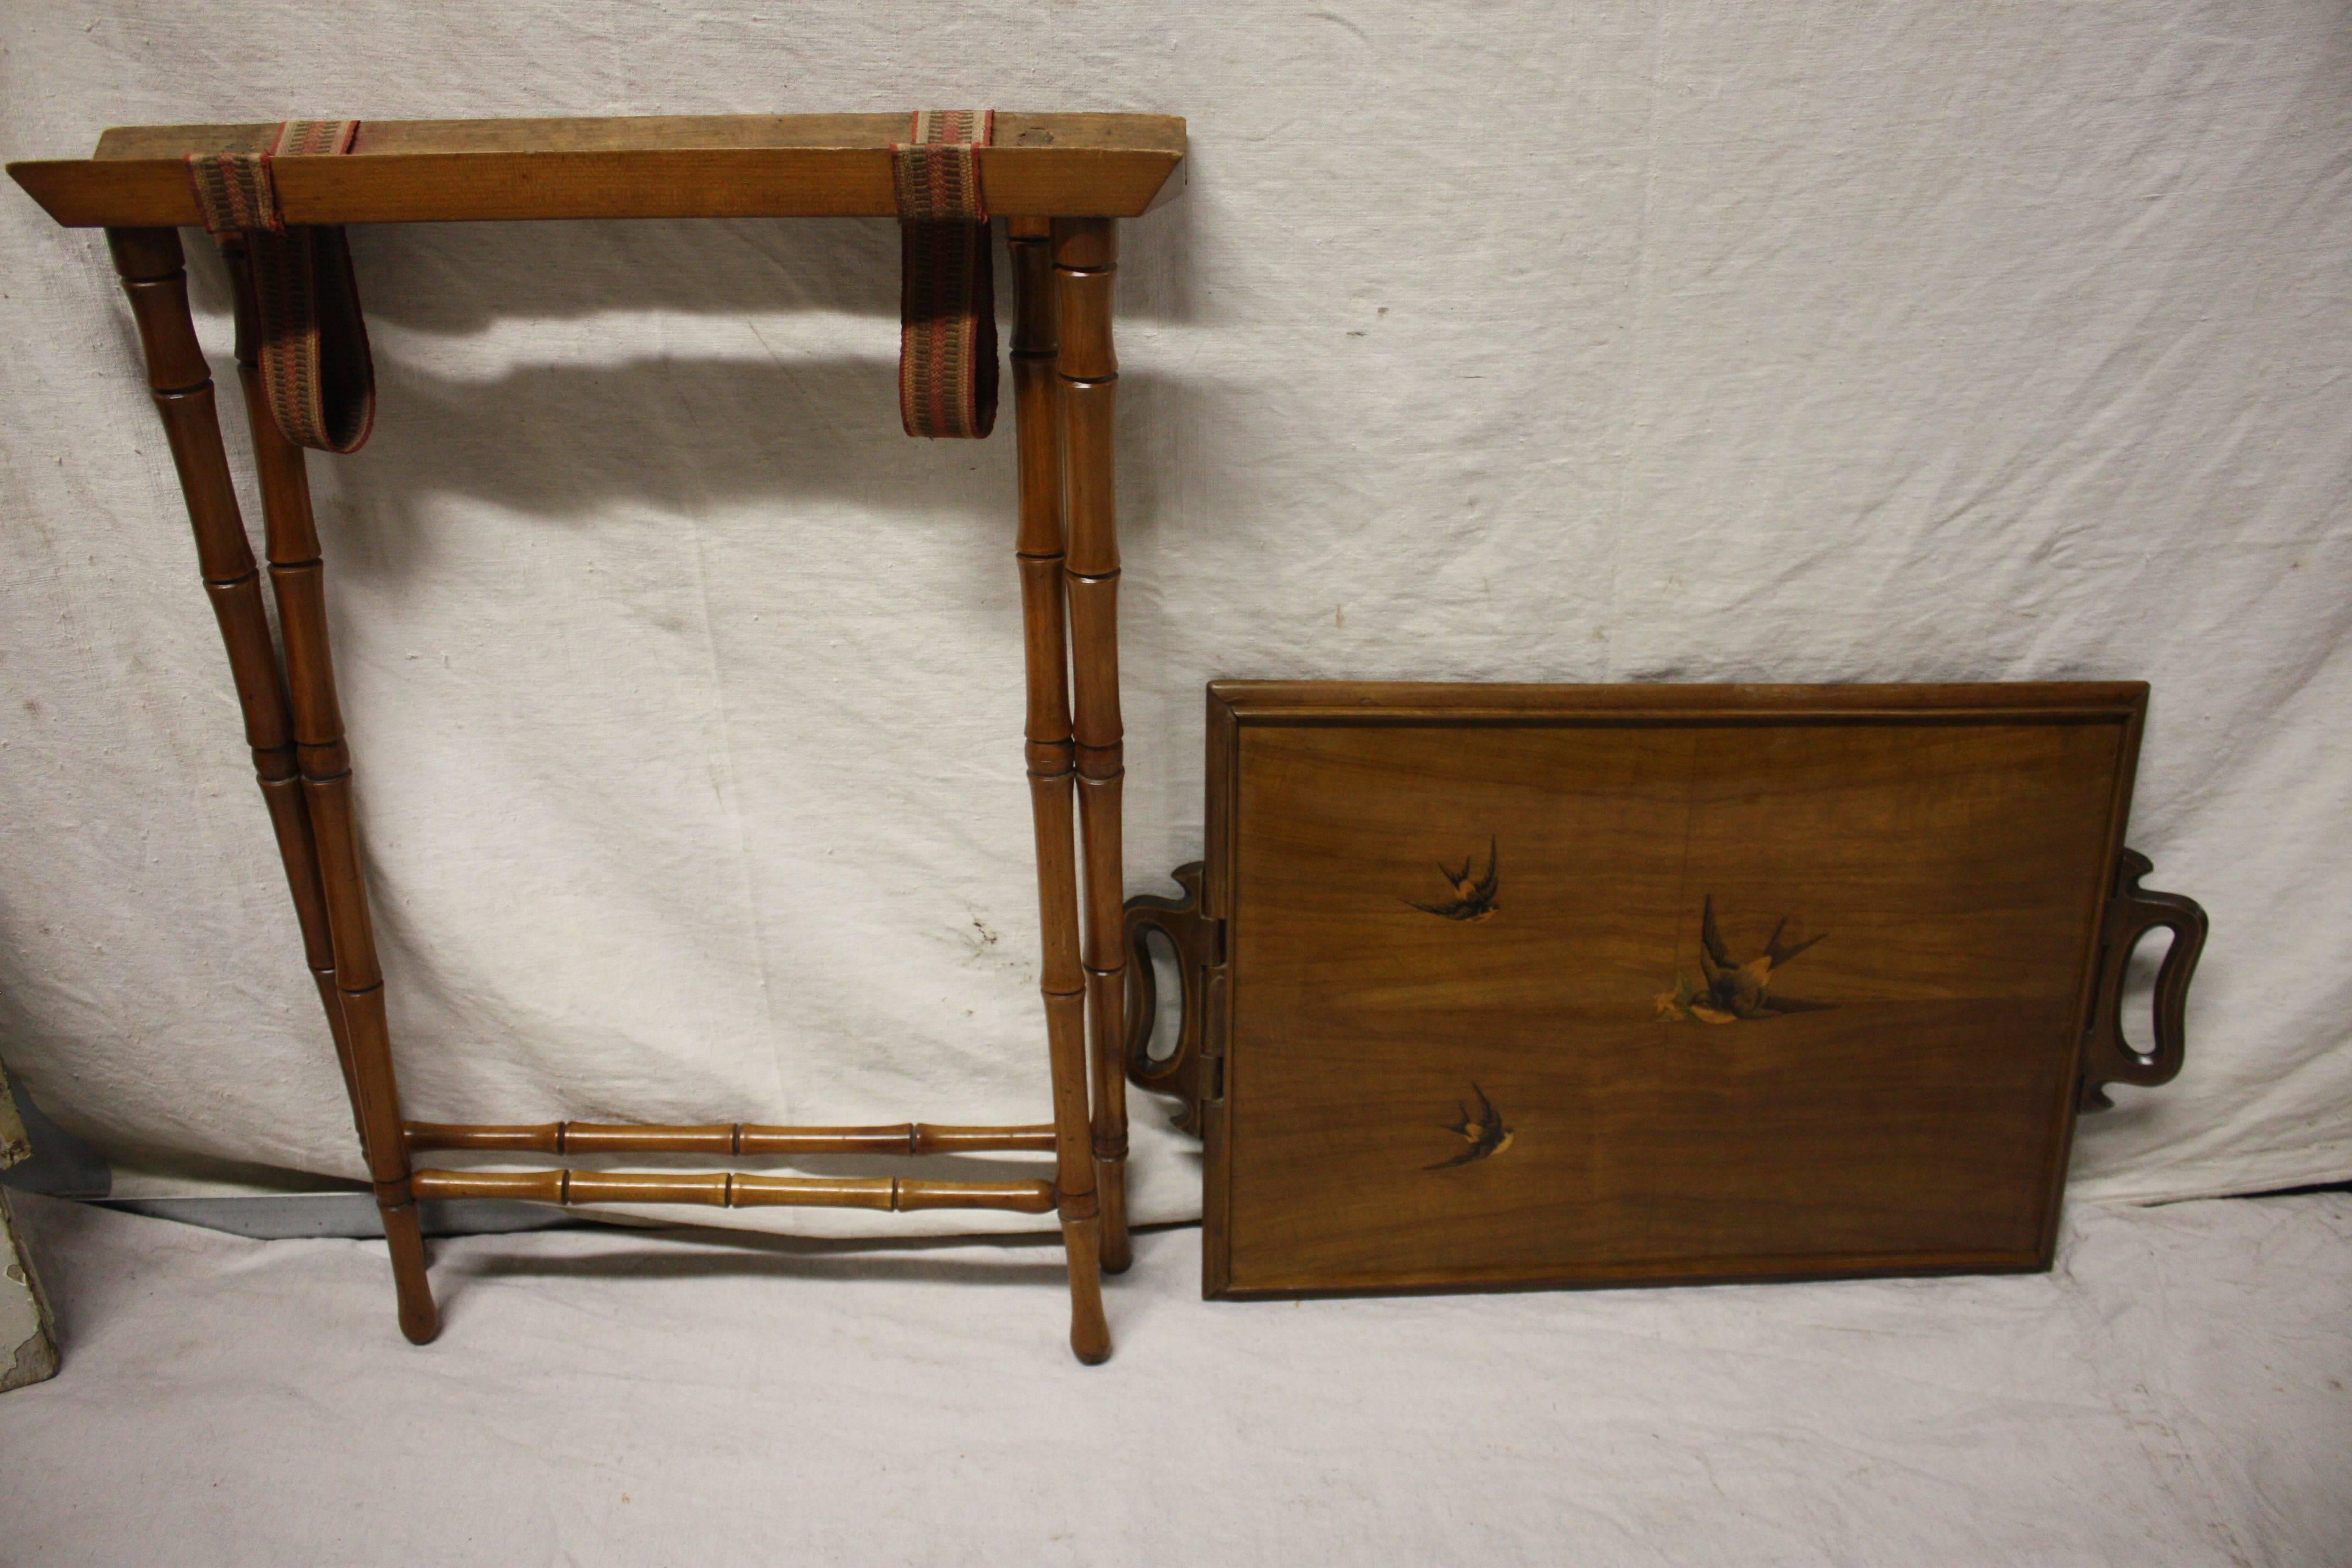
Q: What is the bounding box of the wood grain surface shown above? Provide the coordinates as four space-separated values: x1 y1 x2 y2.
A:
1200 682 2146 1297
9 113 1186 226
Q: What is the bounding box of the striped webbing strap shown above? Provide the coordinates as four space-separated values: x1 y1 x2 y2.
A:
185 121 376 454
892 110 997 439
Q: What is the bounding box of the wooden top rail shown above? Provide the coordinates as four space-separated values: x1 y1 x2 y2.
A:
7 112 1187 228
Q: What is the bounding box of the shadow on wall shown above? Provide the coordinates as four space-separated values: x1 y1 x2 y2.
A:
166 206 1206 580
0 1062 110 1201
127 192 1223 1140
323 207 1199 334
326 358 1206 546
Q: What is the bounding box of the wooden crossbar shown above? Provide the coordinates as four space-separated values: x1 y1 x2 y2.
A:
403 1120 1060 1156
7 113 1187 227
408 1168 1058 1213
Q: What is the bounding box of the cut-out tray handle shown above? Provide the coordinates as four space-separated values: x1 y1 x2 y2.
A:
2080 849 2209 1112
1122 863 1217 1136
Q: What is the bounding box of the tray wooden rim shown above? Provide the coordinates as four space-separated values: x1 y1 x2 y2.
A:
1198 679 2149 1300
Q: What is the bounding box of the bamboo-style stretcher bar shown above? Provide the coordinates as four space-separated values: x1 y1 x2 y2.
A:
7 113 1184 1366
403 1121 1061 1155
408 1170 1059 1214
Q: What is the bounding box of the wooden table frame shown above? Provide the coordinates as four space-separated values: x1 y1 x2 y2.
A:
9 113 1187 1364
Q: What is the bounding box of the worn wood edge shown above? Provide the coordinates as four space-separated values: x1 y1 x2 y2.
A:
1207 1248 2057 1302
89 113 1184 159
1199 684 1243 1300
8 113 1186 226
1206 679 2151 725
2035 686 2152 1243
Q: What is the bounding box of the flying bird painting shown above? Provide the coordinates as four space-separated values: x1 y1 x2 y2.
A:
1424 1083 1513 1170
1656 895 1831 1023
1406 836 1500 922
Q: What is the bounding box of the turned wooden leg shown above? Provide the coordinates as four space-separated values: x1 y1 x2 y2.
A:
107 229 353 1098
1011 217 1110 1363
214 239 365 1144
108 226 438 1346
1053 217 1132 1275
247 345 438 1345
1011 217 1109 1363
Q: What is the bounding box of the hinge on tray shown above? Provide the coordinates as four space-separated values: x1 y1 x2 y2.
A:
1122 862 1226 1136
2078 848 2209 1113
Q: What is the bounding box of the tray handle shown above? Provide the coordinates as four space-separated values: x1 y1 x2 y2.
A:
2079 849 2209 1112
1122 862 1218 1136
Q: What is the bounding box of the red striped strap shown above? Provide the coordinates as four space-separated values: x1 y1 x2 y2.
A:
185 121 375 454
892 111 997 439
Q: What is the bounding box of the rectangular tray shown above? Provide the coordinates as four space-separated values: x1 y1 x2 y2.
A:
1128 682 2201 1299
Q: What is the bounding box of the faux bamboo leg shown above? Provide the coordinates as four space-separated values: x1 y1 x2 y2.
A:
218 248 436 1342
259 392 438 1343
1011 216 1109 1364
1053 217 1133 1275
106 227 438 1345
214 238 365 1141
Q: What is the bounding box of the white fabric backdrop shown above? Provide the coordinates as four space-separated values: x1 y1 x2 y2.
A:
1 1 2345 1233
8 1191 2348 1564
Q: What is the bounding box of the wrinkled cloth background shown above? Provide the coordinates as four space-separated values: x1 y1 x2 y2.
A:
3 1190 2346 1564
1 2 2345 1235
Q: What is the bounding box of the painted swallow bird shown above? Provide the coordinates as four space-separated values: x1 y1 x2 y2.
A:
1407 836 1500 922
1685 894 1827 1022
1425 1082 1513 1170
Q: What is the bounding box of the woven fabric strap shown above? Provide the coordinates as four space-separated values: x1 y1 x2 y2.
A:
892 110 997 439
186 121 375 454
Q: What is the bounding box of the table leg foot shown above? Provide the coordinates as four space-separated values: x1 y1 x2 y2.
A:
1062 1211 1110 1365
381 1200 439 1344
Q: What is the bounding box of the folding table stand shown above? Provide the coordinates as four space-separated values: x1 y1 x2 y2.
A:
8 113 1188 1364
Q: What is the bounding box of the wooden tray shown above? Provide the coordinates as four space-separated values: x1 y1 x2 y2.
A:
1124 683 2206 1299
